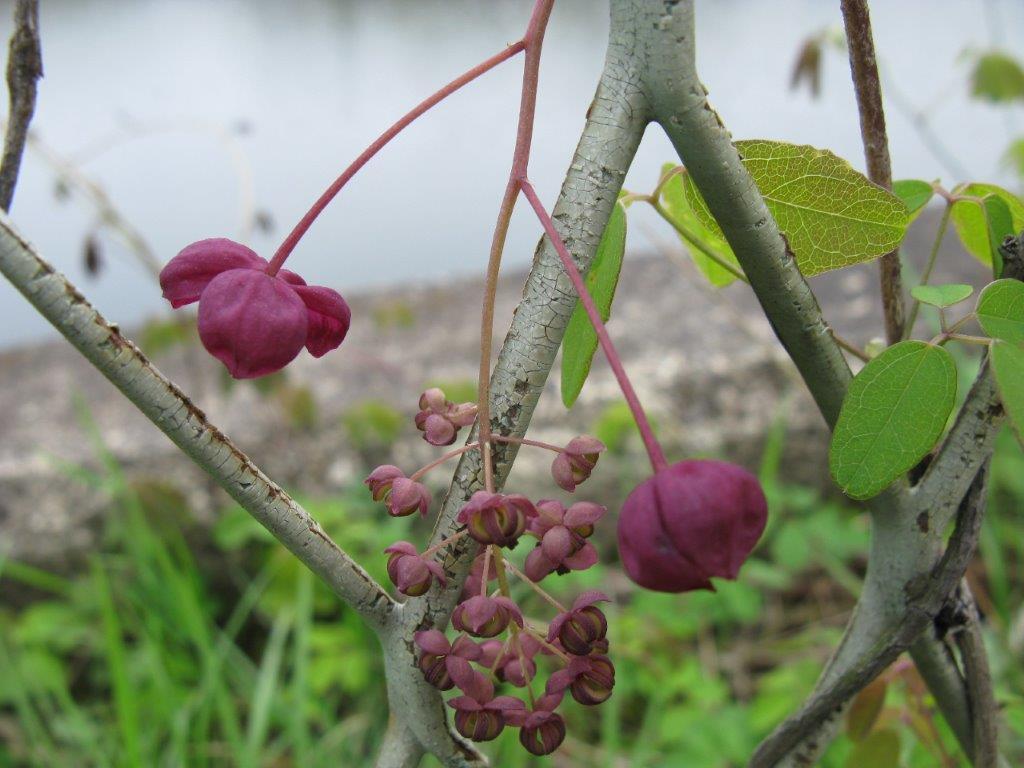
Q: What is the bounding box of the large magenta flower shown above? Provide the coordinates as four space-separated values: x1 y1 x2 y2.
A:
617 460 768 593
159 238 351 378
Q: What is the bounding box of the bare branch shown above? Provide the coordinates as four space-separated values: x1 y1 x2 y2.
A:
840 0 905 344
0 215 397 631
749 463 989 767
0 0 41 211
955 584 1000 768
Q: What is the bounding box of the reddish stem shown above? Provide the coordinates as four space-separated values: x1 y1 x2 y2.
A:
409 442 480 482
476 0 556 492
491 434 563 454
265 41 526 276
519 179 669 473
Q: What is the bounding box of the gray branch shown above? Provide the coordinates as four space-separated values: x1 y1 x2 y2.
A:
0 0 41 211
0 216 397 631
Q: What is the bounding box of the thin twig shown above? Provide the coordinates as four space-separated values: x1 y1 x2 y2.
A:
841 0 905 345
0 0 41 211
954 583 1000 768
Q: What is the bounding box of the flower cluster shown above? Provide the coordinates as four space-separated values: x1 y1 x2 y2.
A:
363 390 617 755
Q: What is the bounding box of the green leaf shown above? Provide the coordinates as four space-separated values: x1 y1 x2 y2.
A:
950 183 1024 267
985 195 1015 276
830 341 957 500
909 283 974 308
992 341 1024 446
970 51 1024 103
892 179 934 222
681 140 909 276
659 164 742 287
846 677 887 741
844 728 900 768
561 201 627 408
977 278 1024 344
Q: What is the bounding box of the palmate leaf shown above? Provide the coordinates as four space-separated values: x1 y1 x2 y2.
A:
681 140 909 276
892 179 934 222
991 340 1024 446
830 341 957 500
909 283 973 309
560 200 627 408
976 278 1024 344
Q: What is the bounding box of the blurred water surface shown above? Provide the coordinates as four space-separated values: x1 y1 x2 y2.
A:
0 0 1021 349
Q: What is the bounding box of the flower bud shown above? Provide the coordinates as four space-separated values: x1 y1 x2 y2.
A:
617 460 767 593
364 465 404 502
451 595 524 638
551 436 606 492
457 491 537 547
520 710 567 756
387 477 431 517
547 591 609 656
384 542 446 597
414 388 479 446
548 655 615 706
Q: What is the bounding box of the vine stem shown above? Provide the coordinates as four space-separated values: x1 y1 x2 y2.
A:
264 39 526 275
408 442 479 482
903 201 953 340
476 0 556 493
492 434 564 454
519 179 669 473
502 558 567 613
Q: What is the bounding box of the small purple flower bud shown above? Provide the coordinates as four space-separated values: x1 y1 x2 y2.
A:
524 500 604 579
413 630 483 692
451 595 524 638
617 460 768 593
457 491 537 547
414 388 478 446
551 436 606 492
387 477 431 518
460 548 498 602
547 655 615 706
364 465 404 502
384 542 446 597
519 710 567 756
547 591 610 656
447 689 526 742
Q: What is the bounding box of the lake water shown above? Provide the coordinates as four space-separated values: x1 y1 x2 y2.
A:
1 0 1020 349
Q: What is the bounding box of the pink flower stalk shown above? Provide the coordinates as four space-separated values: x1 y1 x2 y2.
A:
617 460 768 593
524 499 604 580
159 239 350 378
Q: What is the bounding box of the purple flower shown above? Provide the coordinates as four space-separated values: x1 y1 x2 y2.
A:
513 693 567 756
446 680 526 742
524 500 604 580
383 542 446 597
451 595 524 638
159 238 350 379
480 633 543 687
413 630 484 692
459 548 498 602
617 460 768 593
547 591 610 656
414 388 478 446
364 466 431 517
551 436 606 492
457 491 537 547
546 654 615 706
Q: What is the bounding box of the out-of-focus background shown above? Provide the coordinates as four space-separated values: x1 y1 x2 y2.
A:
1 1 1023 766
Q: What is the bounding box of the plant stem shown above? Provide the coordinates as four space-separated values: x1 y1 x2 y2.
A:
264 40 526 275
409 442 480 482
476 0 556 492
421 530 468 559
491 434 564 454
0 0 41 212
520 179 670 473
829 328 871 363
904 202 953 339
503 558 567 613
841 0 905 345
650 200 749 284
491 545 512 596
480 545 493 598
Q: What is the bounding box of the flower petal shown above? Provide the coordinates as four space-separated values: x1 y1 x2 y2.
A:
160 238 265 308
197 269 307 379
289 284 351 358
413 630 450 656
